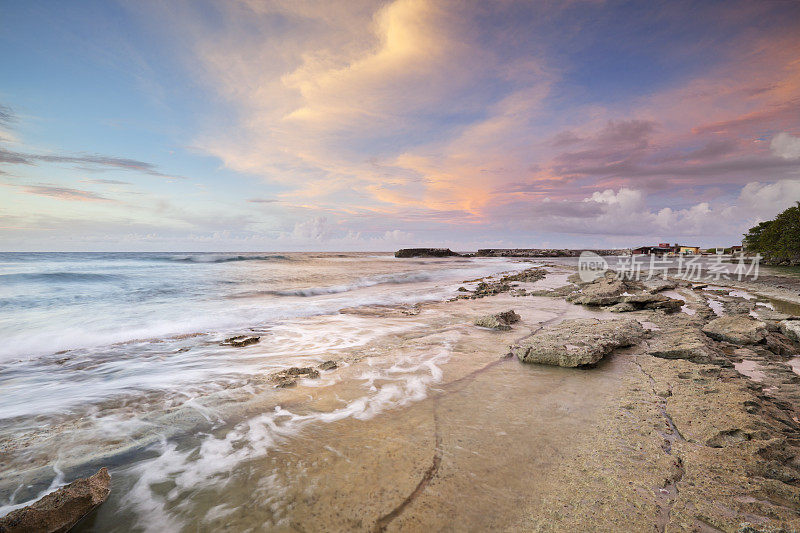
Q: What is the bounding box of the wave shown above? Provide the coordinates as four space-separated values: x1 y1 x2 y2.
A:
0 272 120 283
159 254 291 264
266 271 434 297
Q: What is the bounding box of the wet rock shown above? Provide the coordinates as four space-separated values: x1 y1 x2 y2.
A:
528 284 578 297
701 316 767 345
512 318 645 367
0 467 110 533
318 360 338 371
270 367 321 388
474 310 520 330
779 319 800 342
221 335 260 347
457 286 468 292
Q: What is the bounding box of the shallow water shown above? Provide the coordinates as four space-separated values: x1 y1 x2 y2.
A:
0 252 542 526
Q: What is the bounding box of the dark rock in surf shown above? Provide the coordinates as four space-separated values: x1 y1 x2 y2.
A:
221 336 260 347
318 360 338 371
0 467 111 533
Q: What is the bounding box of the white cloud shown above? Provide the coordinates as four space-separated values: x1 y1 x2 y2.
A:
770 133 800 160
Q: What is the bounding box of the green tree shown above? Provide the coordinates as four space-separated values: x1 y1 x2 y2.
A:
743 202 800 264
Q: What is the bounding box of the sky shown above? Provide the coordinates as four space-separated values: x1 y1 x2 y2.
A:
1 0 799 252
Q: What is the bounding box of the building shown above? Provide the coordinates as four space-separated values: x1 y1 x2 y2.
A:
679 246 700 255
632 245 675 255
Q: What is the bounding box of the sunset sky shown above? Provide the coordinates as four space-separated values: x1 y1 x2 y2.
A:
1 0 800 251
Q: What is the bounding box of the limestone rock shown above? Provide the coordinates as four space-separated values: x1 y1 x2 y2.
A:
0 467 111 533
512 318 645 367
271 367 321 388
394 248 459 258
702 316 767 345
646 318 724 364
474 310 521 330
565 277 626 306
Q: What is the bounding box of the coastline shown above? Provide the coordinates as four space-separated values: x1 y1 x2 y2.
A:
2 261 800 531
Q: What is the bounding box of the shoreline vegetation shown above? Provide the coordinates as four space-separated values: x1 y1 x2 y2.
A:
3 257 800 531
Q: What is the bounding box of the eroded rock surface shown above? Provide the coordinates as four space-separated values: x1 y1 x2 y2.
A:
702 316 767 345
512 318 645 367
0 467 110 533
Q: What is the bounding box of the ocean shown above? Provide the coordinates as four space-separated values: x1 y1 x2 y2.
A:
0 251 529 529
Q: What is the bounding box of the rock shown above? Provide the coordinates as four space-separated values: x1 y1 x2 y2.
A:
471 281 511 298
500 268 547 283
270 367 321 388
624 293 684 311
702 316 767 345
394 248 460 258
512 318 645 367
609 302 637 313
0 467 111 533
474 310 520 330
221 335 260 347
779 319 800 342
646 317 725 364
457 286 468 292
318 360 338 371
566 277 626 306
529 285 578 297
642 279 678 293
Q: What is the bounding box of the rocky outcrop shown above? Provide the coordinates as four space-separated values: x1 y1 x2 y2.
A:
0 467 110 533
474 310 520 330
221 335 260 347
500 268 547 283
701 316 767 345
395 248 460 258
512 318 645 367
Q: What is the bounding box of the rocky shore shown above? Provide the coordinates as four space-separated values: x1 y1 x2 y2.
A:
3 262 800 532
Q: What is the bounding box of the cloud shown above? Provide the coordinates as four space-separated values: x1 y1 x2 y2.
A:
0 104 15 127
771 133 800 160
0 146 181 179
81 178 132 185
14 184 112 202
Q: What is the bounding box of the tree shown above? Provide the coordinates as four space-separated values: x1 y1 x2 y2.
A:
743 202 800 264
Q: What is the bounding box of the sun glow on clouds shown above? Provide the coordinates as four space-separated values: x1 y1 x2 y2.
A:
2 0 800 250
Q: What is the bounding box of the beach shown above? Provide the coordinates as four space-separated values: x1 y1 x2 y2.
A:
1 253 799 531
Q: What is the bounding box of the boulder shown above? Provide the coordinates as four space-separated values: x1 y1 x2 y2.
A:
221 335 260 347
512 318 645 367
0 468 111 533
609 302 637 313
702 316 767 345
474 310 521 330
779 319 800 343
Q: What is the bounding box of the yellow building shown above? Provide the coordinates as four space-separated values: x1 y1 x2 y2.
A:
679 246 700 255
